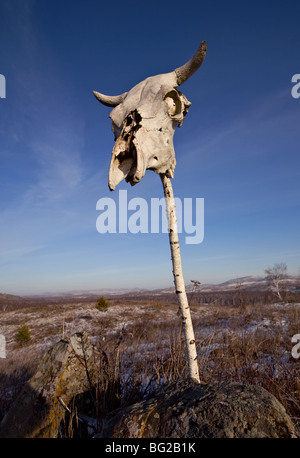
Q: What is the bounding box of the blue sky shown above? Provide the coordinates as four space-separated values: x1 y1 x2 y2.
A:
0 0 299 295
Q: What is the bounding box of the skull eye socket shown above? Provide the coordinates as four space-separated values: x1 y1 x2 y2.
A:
164 90 182 117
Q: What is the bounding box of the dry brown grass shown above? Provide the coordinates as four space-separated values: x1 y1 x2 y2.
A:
0 297 299 436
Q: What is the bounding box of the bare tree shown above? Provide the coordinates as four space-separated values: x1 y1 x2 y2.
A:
1 303 8 312
265 263 288 301
234 278 245 308
189 280 201 306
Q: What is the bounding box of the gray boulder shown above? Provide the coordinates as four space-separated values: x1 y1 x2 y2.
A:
100 379 296 438
0 332 96 438
1 332 296 439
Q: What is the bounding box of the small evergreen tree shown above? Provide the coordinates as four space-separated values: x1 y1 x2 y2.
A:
15 325 31 344
95 296 109 312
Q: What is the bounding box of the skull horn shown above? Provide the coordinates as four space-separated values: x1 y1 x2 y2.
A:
93 90 128 107
174 41 207 86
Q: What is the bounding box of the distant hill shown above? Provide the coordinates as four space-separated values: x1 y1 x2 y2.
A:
144 275 300 295
26 274 300 298
0 293 60 311
0 293 25 310
2 274 299 309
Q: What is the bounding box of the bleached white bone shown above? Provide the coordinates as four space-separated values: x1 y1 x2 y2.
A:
93 42 207 383
93 41 206 191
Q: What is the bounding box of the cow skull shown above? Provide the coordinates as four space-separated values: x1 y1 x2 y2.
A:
93 41 207 191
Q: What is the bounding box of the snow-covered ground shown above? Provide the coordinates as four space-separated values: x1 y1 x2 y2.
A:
0 298 299 435
1 299 298 370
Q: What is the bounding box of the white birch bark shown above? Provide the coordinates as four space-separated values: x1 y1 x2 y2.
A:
160 173 200 383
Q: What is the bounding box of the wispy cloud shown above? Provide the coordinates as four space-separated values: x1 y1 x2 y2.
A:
182 88 296 167
0 244 46 266
0 0 89 267
2 0 37 55
28 131 85 202
2 0 87 202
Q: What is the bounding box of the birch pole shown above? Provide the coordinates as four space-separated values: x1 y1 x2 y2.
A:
93 42 207 384
160 173 200 384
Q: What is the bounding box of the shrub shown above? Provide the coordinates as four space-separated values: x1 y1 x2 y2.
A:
14 325 31 344
153 302 162 310
95 296 109 312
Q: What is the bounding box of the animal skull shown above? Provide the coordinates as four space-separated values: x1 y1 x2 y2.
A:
94 41 207 191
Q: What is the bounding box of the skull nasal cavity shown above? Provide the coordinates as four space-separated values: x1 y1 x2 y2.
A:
133 109 142 124
125 110 142 128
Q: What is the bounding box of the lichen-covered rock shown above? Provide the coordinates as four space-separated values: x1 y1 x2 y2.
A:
0 332 96 438
99 379 296 438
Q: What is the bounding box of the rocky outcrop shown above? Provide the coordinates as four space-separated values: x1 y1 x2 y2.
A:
0 332 96 438
0 332 296 439
99 379 296 438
